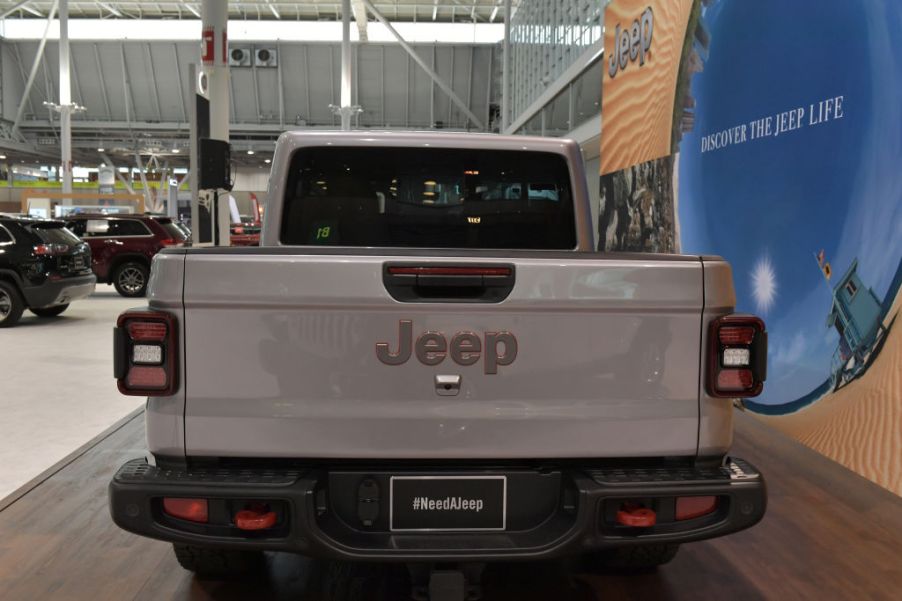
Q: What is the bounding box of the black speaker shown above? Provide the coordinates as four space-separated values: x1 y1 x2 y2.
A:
199 138 231 190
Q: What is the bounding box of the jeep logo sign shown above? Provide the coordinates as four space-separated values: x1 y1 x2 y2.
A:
608 6 654 79
376 320 518 374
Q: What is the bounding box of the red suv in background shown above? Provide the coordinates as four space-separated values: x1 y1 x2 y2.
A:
65 214 187 297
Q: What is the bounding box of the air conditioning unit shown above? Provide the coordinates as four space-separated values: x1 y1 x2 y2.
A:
255 47 278 68
229 48 251 67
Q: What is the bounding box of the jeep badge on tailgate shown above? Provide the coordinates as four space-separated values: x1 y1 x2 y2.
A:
376 320 518 374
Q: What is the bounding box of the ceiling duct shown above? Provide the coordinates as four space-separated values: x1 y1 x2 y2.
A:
255 47 278 68
229 47 252 67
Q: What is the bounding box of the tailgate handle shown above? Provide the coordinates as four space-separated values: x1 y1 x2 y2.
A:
383 264 515 303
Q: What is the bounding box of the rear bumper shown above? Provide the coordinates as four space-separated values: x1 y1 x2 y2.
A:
22 273 96 309
109 458 765 562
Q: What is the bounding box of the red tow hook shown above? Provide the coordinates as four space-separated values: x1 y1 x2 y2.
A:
235 503 277 531
616 503 657 527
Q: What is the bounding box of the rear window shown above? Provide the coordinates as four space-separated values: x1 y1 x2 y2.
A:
81 218 150 237
280 147 576 249
28 223 82 246
154 218 189 241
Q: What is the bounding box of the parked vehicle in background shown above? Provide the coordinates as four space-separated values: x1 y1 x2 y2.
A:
230 214 261 247
0 215 96 327
64 214 187 297
172 220 192 242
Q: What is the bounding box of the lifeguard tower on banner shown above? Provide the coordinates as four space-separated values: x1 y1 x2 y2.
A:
826 259 886 389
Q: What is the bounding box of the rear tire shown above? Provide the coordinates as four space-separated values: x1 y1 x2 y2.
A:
0 281 25 328
113 261 149 297
172 543 265 579
589 544 680 571
318 561 410 601
29 304 69 318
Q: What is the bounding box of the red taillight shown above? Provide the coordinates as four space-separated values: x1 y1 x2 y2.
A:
115 311 178 396
388 266 512 277
707 314 767 398
127 321 167 342
718 326 756 345
126 366 168 389
159 238 181 247
163 498 208 523
675 496 718 521
33 243 69 256
716 369 754 391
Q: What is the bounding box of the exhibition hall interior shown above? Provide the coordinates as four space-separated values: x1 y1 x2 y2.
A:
0 1 900 599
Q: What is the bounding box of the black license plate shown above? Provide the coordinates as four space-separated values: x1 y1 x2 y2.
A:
73 257 85 269
390 475 506 532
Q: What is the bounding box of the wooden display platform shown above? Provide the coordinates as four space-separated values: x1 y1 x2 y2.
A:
1 411 900 600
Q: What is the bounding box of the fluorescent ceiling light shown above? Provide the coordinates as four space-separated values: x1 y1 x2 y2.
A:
0 19 504 44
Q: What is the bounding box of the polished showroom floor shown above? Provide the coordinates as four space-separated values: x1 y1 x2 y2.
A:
1 410 900 600
0 288 143 500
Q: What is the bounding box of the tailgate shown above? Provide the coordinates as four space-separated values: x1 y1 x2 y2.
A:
182 252 704 459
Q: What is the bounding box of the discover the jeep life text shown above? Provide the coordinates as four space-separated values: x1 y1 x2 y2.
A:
109 132 768 592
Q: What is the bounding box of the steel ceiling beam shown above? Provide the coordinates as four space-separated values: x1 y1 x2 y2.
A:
350 0 368 42
361 0 485 130
182 1 199 18
96 2 122 17
12 0 59 137
1 0 39 19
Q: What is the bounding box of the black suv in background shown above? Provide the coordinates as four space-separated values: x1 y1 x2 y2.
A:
0 215 96 327
64 214 187 297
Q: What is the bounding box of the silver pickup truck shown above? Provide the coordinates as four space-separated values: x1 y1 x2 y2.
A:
109 132 767 597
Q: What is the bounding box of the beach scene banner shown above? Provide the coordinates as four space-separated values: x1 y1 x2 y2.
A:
599 0 902 495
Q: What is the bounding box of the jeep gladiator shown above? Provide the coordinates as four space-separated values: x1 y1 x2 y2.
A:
109 131 767 596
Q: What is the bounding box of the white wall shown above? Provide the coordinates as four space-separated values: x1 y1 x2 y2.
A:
232 166 270 192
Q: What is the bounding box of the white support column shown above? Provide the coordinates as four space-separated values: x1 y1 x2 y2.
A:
202 0 229 143
501 0 512 131
331 0 361 130
341 0 352 130
58 0 73 197
99 152 135 194
201 0 231 245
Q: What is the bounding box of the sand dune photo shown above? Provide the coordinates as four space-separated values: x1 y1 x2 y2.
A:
760 294 902 495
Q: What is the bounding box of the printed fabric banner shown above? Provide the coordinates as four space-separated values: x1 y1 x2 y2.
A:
597 0 902 496
600 0 694 175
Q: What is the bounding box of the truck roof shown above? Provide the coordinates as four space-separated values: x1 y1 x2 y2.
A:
274 130 580 155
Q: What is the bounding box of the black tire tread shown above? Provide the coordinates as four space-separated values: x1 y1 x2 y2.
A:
172 543 264 579
30 303 69 318
592 544 680 571
319 561 409 601
113 261 149 297
0 280 25 328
